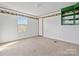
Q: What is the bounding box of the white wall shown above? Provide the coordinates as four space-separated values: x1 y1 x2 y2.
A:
0 14 17 43
0 13 38 43
43 15 79 44
39 18 43 36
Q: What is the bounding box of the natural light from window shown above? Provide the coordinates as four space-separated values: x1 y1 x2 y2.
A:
17 16 28 33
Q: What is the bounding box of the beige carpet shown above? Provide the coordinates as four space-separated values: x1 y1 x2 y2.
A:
0 36 79 56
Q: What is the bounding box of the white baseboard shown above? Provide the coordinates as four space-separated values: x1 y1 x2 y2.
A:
43 36 79 46
0 35 38 44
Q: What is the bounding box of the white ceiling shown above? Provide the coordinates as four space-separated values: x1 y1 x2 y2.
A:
0 2 76 16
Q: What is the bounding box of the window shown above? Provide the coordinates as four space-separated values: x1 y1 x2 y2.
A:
61 3 79 25
17 16 28 33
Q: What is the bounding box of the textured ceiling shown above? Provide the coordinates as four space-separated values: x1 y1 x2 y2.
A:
0 2 76 16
